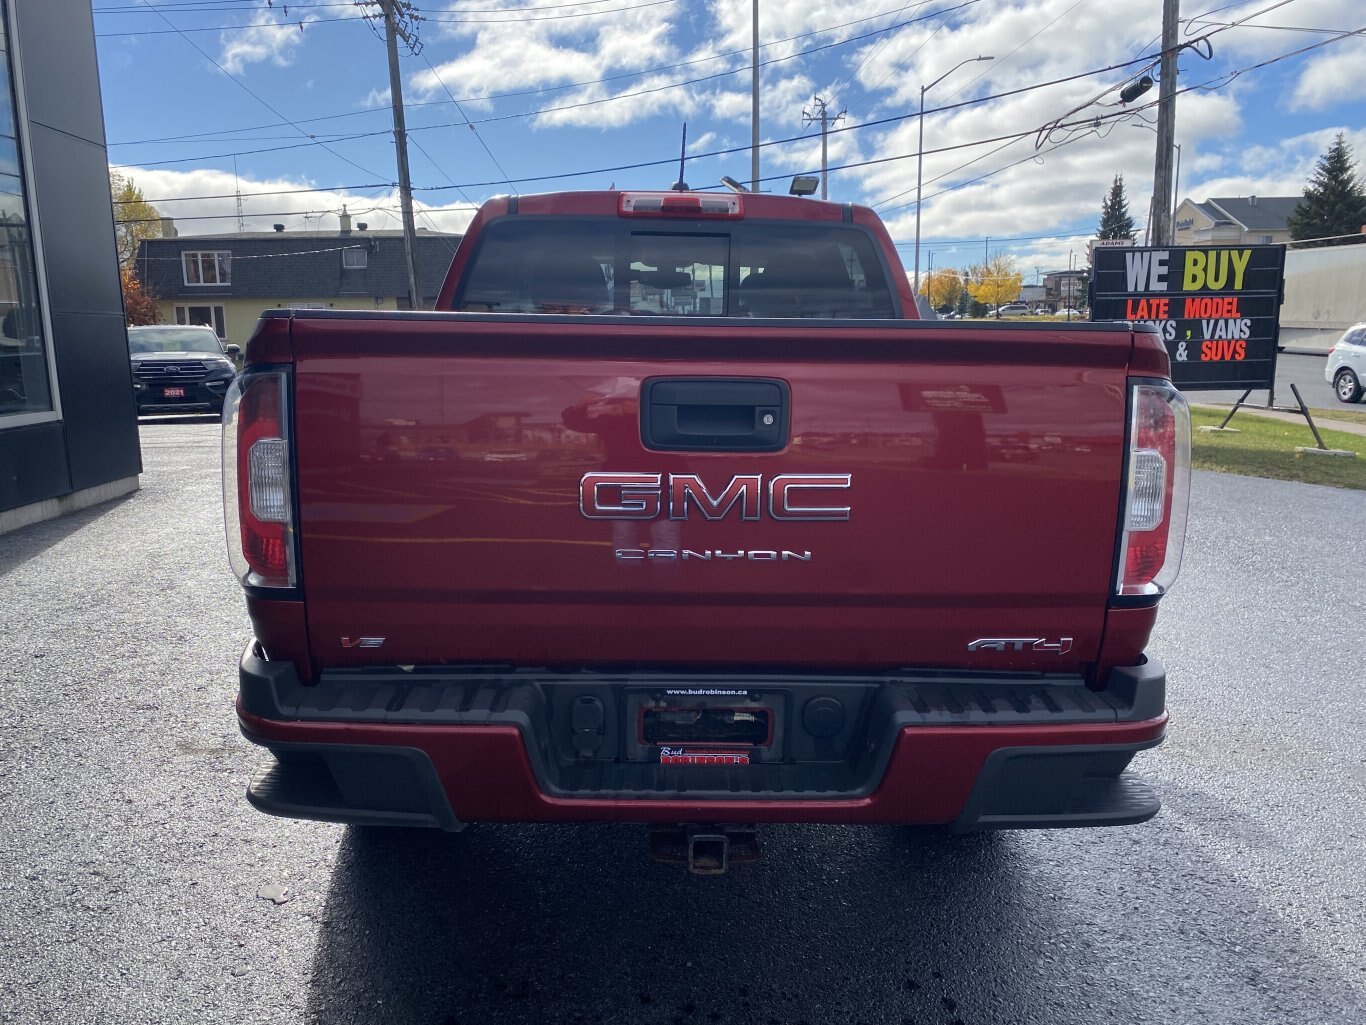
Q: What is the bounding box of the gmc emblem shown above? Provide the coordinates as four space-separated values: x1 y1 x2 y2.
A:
580 473 852 521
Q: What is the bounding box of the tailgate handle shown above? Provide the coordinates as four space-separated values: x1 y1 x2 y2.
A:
642 377 790 452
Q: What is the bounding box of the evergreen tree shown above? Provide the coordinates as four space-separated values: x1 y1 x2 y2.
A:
1287 133 1366 247
1098 174 1136 240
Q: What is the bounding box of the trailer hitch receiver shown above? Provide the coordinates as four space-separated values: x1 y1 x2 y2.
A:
649 824 760 875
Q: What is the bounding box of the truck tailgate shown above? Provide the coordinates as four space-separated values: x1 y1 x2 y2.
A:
290 314 1136 674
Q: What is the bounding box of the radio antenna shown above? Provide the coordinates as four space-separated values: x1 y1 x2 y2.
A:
671 122 689 192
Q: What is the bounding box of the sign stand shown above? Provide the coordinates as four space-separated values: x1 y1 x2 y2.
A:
1216 383 1336 452
1091 245 1351 458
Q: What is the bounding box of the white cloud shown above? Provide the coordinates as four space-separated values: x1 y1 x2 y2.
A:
359 87 391 109
220 17 318 75
1183 126 1366 202
110 167 480 238
1290 38 1366 111
414 0 683 130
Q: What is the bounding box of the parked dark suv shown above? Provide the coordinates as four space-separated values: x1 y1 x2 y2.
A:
128 325 239 415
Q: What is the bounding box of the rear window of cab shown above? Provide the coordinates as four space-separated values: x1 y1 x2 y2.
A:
453 217 900 319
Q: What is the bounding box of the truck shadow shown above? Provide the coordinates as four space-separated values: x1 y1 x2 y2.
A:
304 817 1366 1025
303 823 1045 1025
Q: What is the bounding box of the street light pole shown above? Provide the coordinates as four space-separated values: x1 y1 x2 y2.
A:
750 0 760 192
914 55 992 294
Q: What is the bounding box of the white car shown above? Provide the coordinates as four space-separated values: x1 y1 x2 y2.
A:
1325 323 1365 403
1054 307 1085 319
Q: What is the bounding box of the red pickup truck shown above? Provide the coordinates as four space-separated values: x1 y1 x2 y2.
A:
224 189 1190 872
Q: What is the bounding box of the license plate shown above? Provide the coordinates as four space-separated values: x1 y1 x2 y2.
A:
643 707 771 746
163 387 185 398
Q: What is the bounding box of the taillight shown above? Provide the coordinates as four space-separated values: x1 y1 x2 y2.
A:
619 192 743 219
1116 381 1191 597
222 370 297 588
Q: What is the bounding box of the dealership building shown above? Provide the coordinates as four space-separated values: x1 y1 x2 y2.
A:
0 0 139 536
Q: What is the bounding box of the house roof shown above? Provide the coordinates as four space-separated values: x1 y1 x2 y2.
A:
1199 196 1299 232
134 230 462 302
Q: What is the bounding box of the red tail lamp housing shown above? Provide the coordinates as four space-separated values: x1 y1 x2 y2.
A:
223 370 297 589
1116 381 1191 597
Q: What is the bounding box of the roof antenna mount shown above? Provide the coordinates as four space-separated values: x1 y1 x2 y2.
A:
671 122 689 192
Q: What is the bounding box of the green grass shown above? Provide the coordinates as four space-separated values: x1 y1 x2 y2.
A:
1190 408 1365 489
1307 406 1366 426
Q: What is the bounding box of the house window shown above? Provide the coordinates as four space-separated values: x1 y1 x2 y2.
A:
175 304 226 339
0 4 56 422
182 250 231 286
342 247 367 269
1260 235 1274 244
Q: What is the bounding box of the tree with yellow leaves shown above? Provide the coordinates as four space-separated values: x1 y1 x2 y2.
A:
922 268 962 311
110 172 162 270
965 253 1023 315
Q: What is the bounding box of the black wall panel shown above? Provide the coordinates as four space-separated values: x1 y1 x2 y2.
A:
25 123 125 316
0 420 69 512
12 0 106 146
50 312 141 489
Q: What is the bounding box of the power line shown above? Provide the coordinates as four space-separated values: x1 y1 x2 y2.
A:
112 2 1138 172
96 0 652 10
113 182 391 204
105 4 945 147
96 0 684 36
112 21 1359 215
112 46 1193 202
416 49 517 191
114 202 477 224
130 0 388 181
827 0 951 107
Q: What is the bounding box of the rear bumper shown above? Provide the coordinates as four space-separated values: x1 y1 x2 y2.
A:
236 645 1168 831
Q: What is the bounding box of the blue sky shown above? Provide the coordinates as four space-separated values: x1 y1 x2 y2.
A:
95 0 1366 278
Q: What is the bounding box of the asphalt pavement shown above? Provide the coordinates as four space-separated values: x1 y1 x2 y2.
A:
1191 351 1339 409
1 419 1363 1025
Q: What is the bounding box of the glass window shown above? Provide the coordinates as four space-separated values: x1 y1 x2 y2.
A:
182 250 231 286
174 303 227 339
457 219 616 314
0 7 52 420
342 247 367 269
127 325 225 355
453 216 898 319
733 225 896 319
626 233 727 315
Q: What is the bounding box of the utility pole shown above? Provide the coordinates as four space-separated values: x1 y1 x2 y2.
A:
801 96 845 200
751 0 760 192
379 0 422 310
1150 0 1179 247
